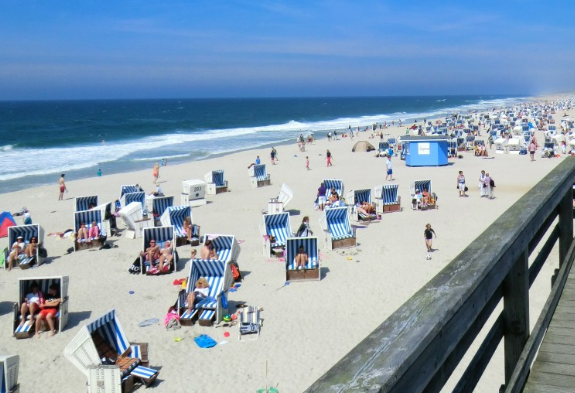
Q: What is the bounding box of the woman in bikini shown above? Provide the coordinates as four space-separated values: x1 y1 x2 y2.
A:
152 163 160 185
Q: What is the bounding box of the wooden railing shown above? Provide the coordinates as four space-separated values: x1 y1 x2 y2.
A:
306 158 575 393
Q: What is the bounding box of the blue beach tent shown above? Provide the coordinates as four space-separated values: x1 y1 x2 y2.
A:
400 136 449 167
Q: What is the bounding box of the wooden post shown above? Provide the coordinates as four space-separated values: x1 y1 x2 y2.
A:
558 189 573 267
503 250 529 384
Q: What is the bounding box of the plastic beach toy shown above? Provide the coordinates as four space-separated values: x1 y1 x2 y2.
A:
223 315 232 322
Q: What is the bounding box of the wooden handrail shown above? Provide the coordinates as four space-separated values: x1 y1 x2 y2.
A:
305 157 575 393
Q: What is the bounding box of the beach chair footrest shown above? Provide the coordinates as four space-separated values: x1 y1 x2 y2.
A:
382 203 401 213
130 366 159 387
332 237 356 249
286 268 320 282
198 310 215 326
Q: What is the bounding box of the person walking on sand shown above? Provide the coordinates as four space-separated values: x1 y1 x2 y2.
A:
58 174 66 200
457 171 467 197
306 156 310 170
424 224 436 252
529 140 536 162
152 162 160 184
386 155 393 181
326 149 333 166
479 170 487 197
271 147 277 165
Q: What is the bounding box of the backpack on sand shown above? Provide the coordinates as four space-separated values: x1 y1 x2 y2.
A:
231 261 242 282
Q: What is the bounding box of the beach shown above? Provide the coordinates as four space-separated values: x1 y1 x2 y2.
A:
0 97 573 392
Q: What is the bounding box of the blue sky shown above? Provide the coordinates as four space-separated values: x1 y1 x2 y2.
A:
1 0 574 99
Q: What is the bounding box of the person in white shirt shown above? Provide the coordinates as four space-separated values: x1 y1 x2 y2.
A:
7 235 26 271
186 277 210 312
386 156 393 181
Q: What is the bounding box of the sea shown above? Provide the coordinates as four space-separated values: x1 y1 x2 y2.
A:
0 95 530 194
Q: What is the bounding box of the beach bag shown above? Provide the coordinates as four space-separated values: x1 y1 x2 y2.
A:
231 262 242 282
490 179 495 187
39 247 48 258
129 257 141 274
164 312 181 331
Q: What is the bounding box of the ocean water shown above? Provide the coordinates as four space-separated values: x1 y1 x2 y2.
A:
0 95 527 193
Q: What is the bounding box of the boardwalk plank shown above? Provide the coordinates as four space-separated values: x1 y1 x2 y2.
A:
524 382 575 393
537 351 575 366
531 360 575 377
525 369 575 389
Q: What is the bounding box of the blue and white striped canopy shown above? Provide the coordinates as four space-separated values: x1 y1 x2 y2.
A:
325 207 353 240
152 196 174 217
352 189 371 204
161 205 191 237
263 213 291 247
75 195 98 212
208 235 235 262
413 180 432 194
381 184 399 205
86 310 130 356
120 185 139 198
8 224 39 245
253 165 268 181
124 192 146 210
212 170 226 187
323 179 344 198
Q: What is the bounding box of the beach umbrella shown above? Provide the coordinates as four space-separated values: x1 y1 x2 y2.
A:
0 211 17 238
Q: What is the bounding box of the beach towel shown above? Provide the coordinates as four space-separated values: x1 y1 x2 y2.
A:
194 334 217 348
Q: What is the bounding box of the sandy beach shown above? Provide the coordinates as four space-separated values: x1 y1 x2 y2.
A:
1 98 573 392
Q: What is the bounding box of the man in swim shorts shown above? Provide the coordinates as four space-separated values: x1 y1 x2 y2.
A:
35 284 61 338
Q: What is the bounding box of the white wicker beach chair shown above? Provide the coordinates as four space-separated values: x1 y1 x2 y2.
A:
0 355 19 393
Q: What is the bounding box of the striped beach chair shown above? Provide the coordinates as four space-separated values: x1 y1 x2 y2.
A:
319 207 356 250
323 179 344 199
345 189 378 222
3 224 44 269
120 185 139 198
374 184 401 214
0 355 19 393
150 195 173 224
410 180 437 210
177 259 231 326
74 210 105 251
249 164 271 187
260 213 292 256
205 170 229 195
13 276 69 339
121 192 146 211
160 205 192 243
141 226 176 275
238 306 262 342
203 234 240 264
285 237 320 282
64 310 159 390
74 195 98 212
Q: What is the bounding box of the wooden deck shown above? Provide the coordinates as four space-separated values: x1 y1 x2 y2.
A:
524 269 575 393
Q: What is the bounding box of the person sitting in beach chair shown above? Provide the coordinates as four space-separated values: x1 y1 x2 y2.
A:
412 189 423 210
294 245 308 270
158 241 173 273
139 239 160 269
34 283 61 338
295 216 313 237
88 220 100 240
24 236 39 260
76 222 89 243
7 236 26 271
421 188 431 208
357 201 376 216
200 240 217 260
183 216 193 242
18 282 43 330
186 277 210 313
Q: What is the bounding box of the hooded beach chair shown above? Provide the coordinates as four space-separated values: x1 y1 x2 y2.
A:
248 164 271 188
176 259 231 326
205 170 228 195
64 310 159 391
319 207 356 250
285 237 320 282
238 306 262 342
264 183 294 214
148 195 173 225
409 180 437 210
120 185 139 198
345 189 378 222
74 210 106 251
140 226 176 275
119 202 152 240
13 276 69 339
203 234 240 263
0 355 19 393
160 205 196 245
323 179 344 200
260 212 292 256
75 195 98 212
3 224 44 269
374 184 401 213
120 192 146 211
